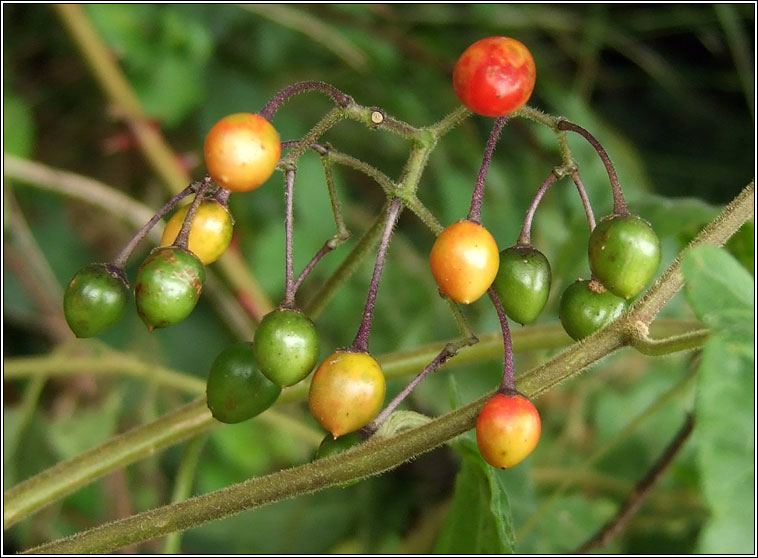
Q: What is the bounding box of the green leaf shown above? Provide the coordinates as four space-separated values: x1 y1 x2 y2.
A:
435 439 515 554
45 391 122 461
693 337 754 553
682 244 755 553
681 244 754 335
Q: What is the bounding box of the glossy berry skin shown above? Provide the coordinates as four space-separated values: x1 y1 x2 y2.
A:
63 263 129 338
206 342 281 424
135 246 205 331
588 214 661 300
453 36 536 118
559 278 626 341
309 350 385 438
429 220 500 304
492 245 551 325
252 308 320 387
160 199 234 265
204 113 281 193
476 392 541 469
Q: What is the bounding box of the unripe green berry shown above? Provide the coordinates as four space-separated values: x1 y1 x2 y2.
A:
135 246 205 331
492 245 551 325
588 214 661 299
63 263 129 338
206 342 281 424
252 308 320 387
559 278 626 340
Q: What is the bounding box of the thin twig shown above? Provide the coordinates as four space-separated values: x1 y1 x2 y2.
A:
576 415 695 554
468 116 507 223
556 120 628 216
351 198 403 353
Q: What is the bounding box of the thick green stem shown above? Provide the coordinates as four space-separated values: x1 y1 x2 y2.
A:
161 434 208 554
4 398 213 530
0 319 702 536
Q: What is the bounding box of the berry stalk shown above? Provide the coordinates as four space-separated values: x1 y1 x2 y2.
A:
468 116 507 223
260 81 353 122
488 287 515 392
282 169 297 309
556 120 628 216
174 176 213 251
111 182 198 268
350 198 403 354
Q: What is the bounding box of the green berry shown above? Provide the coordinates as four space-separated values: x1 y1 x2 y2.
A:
492 245 551 325
206 342 281 424
134 246 205 331
588 214 661 299
252 308 320 387
63 263 129 338
559 278 626 340
314 431 363 460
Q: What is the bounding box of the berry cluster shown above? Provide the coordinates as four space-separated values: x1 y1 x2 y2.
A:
63 36 661 476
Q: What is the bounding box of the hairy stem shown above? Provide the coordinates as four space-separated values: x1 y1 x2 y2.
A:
557 119 628 216
112 184 196 267
518 170 559 245
487 288 515 392
369 335 478 432
0 319 699 531
161 434 208 554
351 198 403 353
282 169 297 308
468 116 507 223
570 168 597 232
260 80 353 121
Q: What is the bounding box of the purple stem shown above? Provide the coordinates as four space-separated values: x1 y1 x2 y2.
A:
214 186 231 207
174 176 213 251
111 183 198 268
488 287 515 392
468 116 507 224
350 198 403 354
517 171 559 245
292 234 349 294
557 120 628 216
570 169 597 232
260 81 353 122
282 169 297 309
367 344 458 433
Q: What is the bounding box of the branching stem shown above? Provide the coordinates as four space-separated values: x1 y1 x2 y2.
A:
557 119 628 216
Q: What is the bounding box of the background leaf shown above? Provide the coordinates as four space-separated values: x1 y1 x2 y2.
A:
435 437 515 554
682 245 755 554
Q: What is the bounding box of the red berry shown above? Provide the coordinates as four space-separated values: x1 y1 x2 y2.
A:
453 37 536 117
476 392 541 469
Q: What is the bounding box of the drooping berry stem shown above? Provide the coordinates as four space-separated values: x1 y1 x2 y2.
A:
174 175 213 252
260 81 353 122
350 198 403 354
570 169 597 232
111 182 198 268
556 120 628 216
517 170 559 245
282 169 297 309
488 287 515 392
467 116 507 224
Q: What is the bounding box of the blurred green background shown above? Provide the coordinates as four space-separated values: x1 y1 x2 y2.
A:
3 4 754 554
